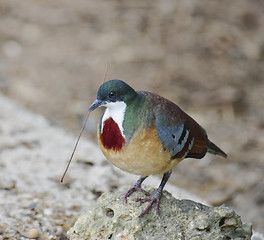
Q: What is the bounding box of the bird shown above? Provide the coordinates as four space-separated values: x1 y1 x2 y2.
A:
88 79 227 217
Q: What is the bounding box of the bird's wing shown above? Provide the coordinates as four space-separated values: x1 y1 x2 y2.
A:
153 96 208 160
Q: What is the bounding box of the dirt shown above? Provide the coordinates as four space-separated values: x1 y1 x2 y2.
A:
0 0 263 235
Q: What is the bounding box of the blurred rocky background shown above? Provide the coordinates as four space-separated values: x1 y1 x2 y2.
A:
0 0 263 235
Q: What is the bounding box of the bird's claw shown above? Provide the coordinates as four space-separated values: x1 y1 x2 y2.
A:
123 187 150 203
135 197 160 218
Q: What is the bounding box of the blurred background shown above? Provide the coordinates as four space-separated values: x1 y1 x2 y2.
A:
0 0 263 233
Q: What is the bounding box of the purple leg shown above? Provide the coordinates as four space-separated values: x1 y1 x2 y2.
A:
135 171 172 218
124 176 149 203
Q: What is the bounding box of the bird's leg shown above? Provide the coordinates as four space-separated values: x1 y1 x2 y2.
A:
135 171 172 218
124 176 149 203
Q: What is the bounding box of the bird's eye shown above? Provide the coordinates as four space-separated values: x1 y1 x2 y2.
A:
108 91 116 98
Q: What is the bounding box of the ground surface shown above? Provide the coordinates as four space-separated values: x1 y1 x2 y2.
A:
0 0 263 235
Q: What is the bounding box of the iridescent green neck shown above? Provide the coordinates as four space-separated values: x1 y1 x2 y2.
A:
123 92 152 141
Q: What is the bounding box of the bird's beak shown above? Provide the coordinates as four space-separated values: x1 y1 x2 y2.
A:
88 99 105 111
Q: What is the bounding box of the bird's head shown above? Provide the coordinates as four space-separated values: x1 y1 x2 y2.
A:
89 79 137 111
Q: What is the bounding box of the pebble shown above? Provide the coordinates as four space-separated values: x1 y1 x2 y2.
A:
55 226 64 236
28 228 39 239
44 208 52 216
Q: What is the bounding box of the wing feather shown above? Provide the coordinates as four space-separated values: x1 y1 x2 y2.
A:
149 92 208 159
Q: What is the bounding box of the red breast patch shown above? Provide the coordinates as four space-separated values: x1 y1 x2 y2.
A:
100 117 125 151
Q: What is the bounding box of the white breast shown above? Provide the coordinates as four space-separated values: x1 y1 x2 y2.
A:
101 101 127 137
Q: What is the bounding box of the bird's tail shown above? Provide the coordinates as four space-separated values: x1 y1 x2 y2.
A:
207 140 227 158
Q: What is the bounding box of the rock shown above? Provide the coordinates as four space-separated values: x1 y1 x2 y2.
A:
28 228 40 239
67 186 252 240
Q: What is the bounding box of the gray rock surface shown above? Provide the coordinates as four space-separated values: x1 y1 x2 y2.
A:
68 186 252 240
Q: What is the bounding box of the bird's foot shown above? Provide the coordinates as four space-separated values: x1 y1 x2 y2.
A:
124 187 149 203
135 190 162 218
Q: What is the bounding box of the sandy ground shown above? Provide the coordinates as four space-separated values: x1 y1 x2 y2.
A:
0 0 263 235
